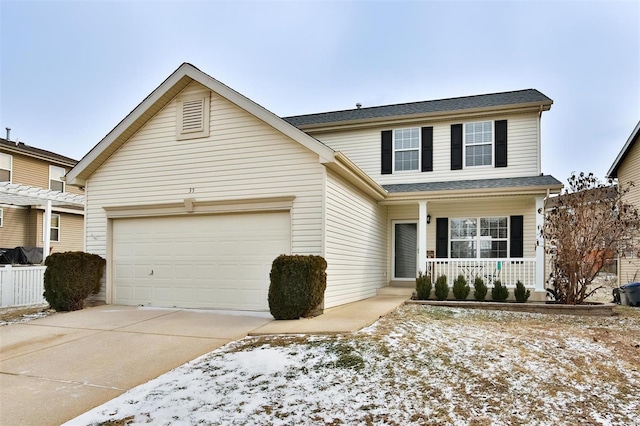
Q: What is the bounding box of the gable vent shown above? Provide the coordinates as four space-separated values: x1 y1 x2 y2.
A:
182 99 205 133
176 92 210 140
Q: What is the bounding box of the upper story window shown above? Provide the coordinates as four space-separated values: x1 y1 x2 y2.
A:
450 217 508 258
393 128 420 172
464 121 493 167
49 165 66 192
0 153 12 182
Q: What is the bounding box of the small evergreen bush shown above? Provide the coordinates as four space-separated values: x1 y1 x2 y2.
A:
434 275 449 301
514 280 531 303
491 279 509 302
473 276 488 302
268 254 327 320
416 271 432 300
43 251 105 311
452 274 470 300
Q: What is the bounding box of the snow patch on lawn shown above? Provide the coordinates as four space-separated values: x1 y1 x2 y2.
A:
66 305 640 426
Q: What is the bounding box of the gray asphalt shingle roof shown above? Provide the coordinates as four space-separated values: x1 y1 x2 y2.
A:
0 138 78 165
283 89 552 127
383 175 563 193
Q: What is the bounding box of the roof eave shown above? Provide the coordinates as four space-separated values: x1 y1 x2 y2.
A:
0 144 77 168
381 183 563 203
606 120 640 179
325 152 387 201
292 101 552 133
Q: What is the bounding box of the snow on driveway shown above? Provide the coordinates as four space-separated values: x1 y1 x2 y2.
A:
66 305 639 425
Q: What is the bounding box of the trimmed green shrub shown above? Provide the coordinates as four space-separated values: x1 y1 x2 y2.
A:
491 279 509 302
473 276 488 301
415 271 432 300
452 274 470 300
514 280 531 303
434 275 449 301
43 251 105 311
268 254 327 320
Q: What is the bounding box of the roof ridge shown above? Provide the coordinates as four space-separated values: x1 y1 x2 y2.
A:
284 89 544 120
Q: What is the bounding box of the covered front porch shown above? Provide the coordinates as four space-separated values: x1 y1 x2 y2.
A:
382 176 563 300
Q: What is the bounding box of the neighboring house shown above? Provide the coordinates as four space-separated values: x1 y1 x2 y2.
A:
607 120 640 285
0 137 85 256
66 63 562 311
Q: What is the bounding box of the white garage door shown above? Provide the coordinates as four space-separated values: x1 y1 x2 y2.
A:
112 212 290 311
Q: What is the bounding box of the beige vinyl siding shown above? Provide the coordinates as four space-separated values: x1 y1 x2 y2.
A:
85 81 325 302
26 210 84 253
4 153 83 195
0 206 29 247
618 139 640 284
311 113 540 185
387 196 537 278
324 170 387 308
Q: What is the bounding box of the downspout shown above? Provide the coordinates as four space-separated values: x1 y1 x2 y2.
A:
537 105 542 175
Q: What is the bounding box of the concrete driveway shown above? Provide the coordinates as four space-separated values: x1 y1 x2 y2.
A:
0 305 273 425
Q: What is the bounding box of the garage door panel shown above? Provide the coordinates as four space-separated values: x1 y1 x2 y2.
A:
113 212 290 311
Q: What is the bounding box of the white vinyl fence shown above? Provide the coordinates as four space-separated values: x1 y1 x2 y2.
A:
0 265 47 308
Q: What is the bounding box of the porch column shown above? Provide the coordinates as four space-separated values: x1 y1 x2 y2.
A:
418 201 428 275
43 199 52 262
535 196 545 291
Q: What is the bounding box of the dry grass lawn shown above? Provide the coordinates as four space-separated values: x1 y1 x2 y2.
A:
69 304 640 426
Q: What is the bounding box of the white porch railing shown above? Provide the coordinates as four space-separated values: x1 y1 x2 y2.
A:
0 265 48 308
424 258 537 288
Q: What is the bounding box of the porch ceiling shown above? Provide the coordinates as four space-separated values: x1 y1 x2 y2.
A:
0 182 85 209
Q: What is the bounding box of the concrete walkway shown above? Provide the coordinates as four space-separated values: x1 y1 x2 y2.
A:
0 291 410 425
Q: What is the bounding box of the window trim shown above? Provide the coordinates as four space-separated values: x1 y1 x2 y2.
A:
49 213 61 242
0 153 12 183
49 165 66 192
392 127 421 172
463 120 494 168
450 216 509 259
0 207 3 227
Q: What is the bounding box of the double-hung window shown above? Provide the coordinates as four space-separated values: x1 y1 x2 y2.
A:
50 214 60 242
49 166 66 192
464 121 493 167
393 128 420 171
450 217 508 258
0 153 11 182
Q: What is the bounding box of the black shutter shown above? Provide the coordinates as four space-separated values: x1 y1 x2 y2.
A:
421 126 433 172
495 120 508 168
381 130 392 175
451 124 463 170
436 218 448 258
510 215 524 258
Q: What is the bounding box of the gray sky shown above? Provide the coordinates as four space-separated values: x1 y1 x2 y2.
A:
1 0 638 184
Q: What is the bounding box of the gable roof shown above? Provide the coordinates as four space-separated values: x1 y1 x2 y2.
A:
607 120 640 179
66 63 337 187
284 89 552 129
0 138 77 167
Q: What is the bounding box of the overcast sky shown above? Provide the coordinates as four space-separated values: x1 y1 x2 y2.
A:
1 1 638 184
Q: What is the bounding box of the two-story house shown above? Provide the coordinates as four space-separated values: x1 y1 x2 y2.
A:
0 137 85 259
66 63 562 311
607 120 640 285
